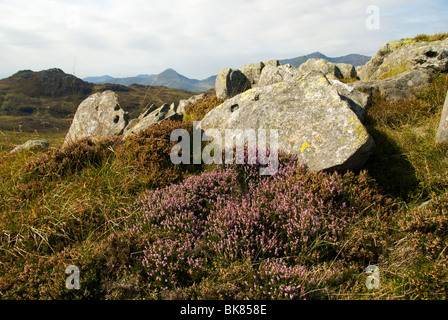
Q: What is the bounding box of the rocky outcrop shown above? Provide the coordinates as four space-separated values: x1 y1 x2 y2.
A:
64 90 128 144
436 89 448 143
298 58 344 79
358 38 448 81
215 60 284 98
10 140 50 153
352 69 434 101
350 38 448 102
200 71 374 172
215 68 251 100
297 58 358 81
124 102 182 137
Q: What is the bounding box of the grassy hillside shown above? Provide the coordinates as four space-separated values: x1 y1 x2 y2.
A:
1 72 447 300
0 69 200 133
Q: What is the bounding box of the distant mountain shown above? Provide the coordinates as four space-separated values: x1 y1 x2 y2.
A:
83 75 116 84
84 68 217 92
85 53 370 92
280 52 371 68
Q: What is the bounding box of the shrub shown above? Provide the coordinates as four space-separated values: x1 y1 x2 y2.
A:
204 165 356 265
23 137 120 180
337 171 398 263
244 259 357 300
183 96 224 122
116 119 197 188
131 147 394 297
397 192 448 261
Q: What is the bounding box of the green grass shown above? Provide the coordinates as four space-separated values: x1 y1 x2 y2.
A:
364 72 448 202
406 33 448 43
0 129 66 153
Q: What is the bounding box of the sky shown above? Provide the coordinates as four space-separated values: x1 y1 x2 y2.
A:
0 0 447 80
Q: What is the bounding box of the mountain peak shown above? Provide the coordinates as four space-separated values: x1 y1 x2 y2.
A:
159 68 179 76
307 52 328 58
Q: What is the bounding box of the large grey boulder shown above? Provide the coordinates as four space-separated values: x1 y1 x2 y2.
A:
436 90 448 143
353 68 434 102
215 68 251 100
200 71 375 172
124 103 182 137
64 90 128 144
358 38 448 81
10 140 50 153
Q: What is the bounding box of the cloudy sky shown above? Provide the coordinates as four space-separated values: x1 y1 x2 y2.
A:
0 0 447 80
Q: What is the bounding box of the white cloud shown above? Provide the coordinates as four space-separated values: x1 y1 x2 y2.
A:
0 0 447 80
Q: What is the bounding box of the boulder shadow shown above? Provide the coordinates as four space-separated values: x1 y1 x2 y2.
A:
363 126 420 201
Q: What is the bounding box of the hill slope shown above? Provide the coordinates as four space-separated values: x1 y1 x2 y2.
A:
0 69 199 132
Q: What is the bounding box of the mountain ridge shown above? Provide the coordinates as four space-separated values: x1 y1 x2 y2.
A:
83 52 371 91
279 51 371 67
84 68 216 92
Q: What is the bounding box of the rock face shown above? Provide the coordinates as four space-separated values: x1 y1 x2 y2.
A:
215 68 251 100
200 71 375 172
64 90 128 144
326 75 371 122
10 140 50 153
258 64 302 87
436 90 448 143
240 62 265 85
336 63 358 79
358 38 448 81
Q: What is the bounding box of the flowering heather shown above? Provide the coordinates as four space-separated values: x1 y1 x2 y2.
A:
204 165 356 264
132 147 364 295
245 259 307 299
133 167 241 290
244 259 354 300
